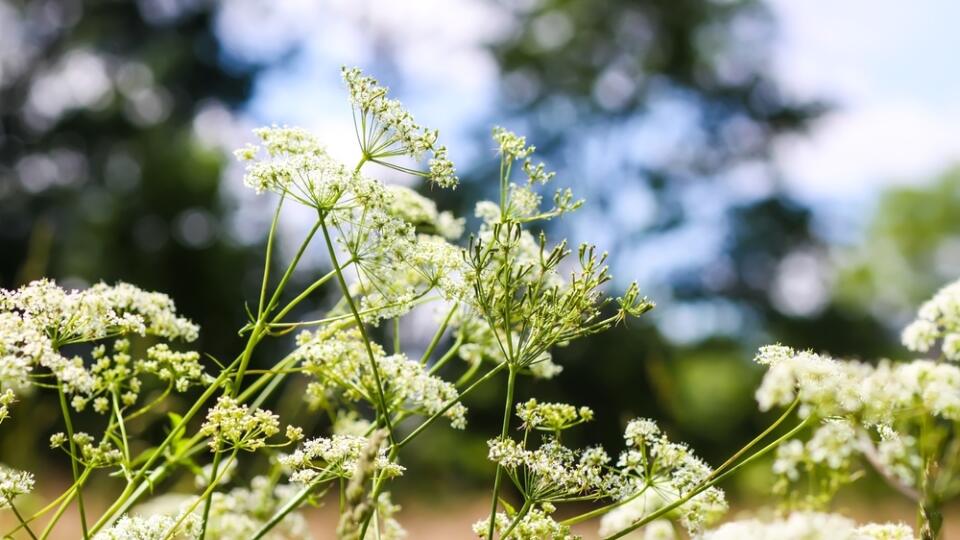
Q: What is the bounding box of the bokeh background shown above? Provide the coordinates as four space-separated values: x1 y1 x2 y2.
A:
2 0 960 536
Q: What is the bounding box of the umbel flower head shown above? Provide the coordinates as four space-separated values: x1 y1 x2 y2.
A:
199 396 282 452
278 433 404 486
296 328 467 429
0 466 34 506
699 511 914 540
609 418 727 535
342 66 457 188
0 280 198 399
902 277 960 361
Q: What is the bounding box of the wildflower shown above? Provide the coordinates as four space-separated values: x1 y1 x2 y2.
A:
752 345 860 417
614 418 727 535
1 279 198 344
492 126 534 160
199 396 281 452
203 476 312 539
136 343 212 392
699 512 914 540
385 185 463 240
235 125 355 210
0 466 34 506
516 399 594 432
342 66 457 188
487 438 616 503
52 432 123 468
93 512 201 540
0 390 15 424
278 433 403 485
297 329 467 429
473 507 577 540
902 278 960 361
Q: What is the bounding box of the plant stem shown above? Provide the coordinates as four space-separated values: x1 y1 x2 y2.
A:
396 361 507 449
487 366 518 540
162 450 238 540
707 398 799 481
56 384 88 540
604 416 813 540
319 216 395 445
250 485 313 540
420 304 458 366
198 442 223 540
499 499 531 539
429 334 464 376
258 194 285 317
89 356 242 534
560 487 648 527
6 496 38 540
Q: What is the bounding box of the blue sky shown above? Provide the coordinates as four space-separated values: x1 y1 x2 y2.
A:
215 0 960 210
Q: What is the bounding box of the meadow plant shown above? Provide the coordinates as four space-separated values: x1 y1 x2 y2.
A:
0 67 950 539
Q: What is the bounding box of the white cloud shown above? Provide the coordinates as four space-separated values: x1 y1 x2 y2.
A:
766 0 960 201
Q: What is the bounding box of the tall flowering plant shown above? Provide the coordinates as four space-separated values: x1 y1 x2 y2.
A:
0 68 947 539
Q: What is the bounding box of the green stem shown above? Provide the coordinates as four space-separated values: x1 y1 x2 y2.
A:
396 361 507 449
429 335 464 376
499 499 531 539
250 485 313 540
560 487 648 527
487 366 518 540
56 384 88 540
198 444 224 540
319 216 395 445
604 417 813 540
161 450 238 540
258 194 285 317
6 496 38 540
420 304 458 366
708 398 799 480
89 356 243 534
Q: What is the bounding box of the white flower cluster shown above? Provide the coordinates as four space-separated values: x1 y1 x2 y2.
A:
136 343 212 393
49 431 123 468
2 279 198 344
487 438 615 503
93 512 201 540
234 125 358 210
203 476 311 539
473 506 577 540
901 278 960 360
385 185 464 240
342 67 457 188
515 399 594 432
199 396 283 452
278 433 403 485
0 280 198 398
753 345 862 417
614 419 727 534
700 511 914 540
774 419 858 479
756 345 960 424
101 476 311 540
754 288 960 508
0 465 34 506
296 329 467 429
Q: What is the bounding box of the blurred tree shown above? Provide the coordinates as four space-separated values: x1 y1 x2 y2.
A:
837 167 960 329
444 0 897 466
0 0 265 356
